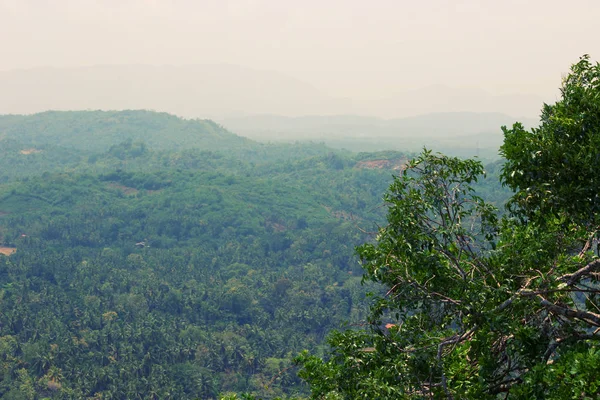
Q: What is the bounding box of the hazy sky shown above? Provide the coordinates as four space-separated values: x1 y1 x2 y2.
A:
1 0 599 100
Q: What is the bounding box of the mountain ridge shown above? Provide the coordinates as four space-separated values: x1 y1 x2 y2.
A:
0 64 544 119
0 109 251 153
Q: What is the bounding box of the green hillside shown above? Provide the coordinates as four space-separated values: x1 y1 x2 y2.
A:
0 111 346 183
0 110 424 399
0 110 250 152
0 110 512 398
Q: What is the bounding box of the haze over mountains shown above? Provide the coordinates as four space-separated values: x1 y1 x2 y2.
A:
218 112 539 159
220 112 538 140
0 64 545 160
0 64 544 120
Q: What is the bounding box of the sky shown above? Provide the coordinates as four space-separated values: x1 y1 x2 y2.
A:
1 0 599 101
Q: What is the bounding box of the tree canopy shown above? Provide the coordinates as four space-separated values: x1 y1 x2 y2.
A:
297 56 600 399
501 55 600 226
0 110 411 398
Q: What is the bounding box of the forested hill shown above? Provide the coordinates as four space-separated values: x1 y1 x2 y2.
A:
0 110 251 152
0 110 511 398
0 110 340 182
0 110 423 399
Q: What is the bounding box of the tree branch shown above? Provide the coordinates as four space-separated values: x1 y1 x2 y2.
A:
559 259 600 285
519 290 600 327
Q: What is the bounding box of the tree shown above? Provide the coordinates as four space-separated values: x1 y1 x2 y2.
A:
501 54 600 226
297 55 600 399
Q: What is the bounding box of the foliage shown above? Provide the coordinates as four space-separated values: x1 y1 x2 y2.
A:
0 110 243 153
501 55 600 226
298 56 600 398
0 110 431 398
0 110 343 182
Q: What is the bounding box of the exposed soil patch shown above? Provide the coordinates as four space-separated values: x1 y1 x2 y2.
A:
0 247 16 256
20 148 42 155
0 211 9 216
323 205 354 221
108 183 139 196
270 222 287 232
355 159 407 170
107 183 162 195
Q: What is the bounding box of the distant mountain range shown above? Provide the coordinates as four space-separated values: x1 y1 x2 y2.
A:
219 112 538 139
0 65 546 119
218 112 539 159
0 64 349 118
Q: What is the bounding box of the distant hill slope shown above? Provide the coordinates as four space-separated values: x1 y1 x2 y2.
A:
0 110 348 182
363 84 545 120
0 110 252 152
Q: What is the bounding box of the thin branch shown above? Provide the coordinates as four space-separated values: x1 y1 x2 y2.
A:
559 259 600 285
577 230 598 258
519 290 600 326
543 332 600 362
